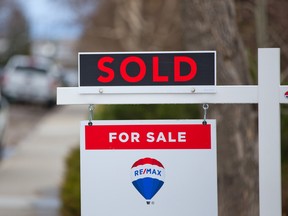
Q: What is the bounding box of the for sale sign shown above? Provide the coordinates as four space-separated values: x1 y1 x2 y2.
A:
79 51 216 93
80 120 218 216
85 123 212 150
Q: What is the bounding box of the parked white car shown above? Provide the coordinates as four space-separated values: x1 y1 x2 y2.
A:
1 55 62 106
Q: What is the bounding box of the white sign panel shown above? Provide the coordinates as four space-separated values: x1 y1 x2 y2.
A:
80 120 218 216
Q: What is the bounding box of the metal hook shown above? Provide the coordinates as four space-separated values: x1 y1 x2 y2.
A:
202 104 209 125
88 104 94 126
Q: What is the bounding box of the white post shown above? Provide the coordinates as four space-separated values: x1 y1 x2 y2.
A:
258 48 281 216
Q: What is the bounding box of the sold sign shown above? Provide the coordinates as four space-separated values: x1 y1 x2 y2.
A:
79 51 215 87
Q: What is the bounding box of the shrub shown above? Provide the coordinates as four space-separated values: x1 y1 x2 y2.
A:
95 104 200 120
60 147 81 216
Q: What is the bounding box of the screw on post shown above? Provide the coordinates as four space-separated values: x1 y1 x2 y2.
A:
202 104 209 125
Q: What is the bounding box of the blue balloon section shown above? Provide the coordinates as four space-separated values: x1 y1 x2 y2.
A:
132 178 164 200
131 158 165 202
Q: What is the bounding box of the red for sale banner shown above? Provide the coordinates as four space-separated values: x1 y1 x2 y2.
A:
85 123 211 150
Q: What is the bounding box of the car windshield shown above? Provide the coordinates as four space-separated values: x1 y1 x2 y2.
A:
15 66 47 74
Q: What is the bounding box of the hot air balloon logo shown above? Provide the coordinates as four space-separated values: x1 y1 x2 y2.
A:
285 91 288 99
131 157 165 204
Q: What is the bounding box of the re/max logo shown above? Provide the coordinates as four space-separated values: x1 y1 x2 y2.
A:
134 168 162 176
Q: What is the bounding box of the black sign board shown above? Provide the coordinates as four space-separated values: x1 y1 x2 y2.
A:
79 51 215 87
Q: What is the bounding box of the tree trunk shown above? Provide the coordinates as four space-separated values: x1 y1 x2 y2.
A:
182 0 258 215
77 0 259 214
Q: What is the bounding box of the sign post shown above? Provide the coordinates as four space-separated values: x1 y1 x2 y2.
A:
57 48 287 216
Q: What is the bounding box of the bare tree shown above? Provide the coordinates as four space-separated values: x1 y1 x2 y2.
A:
0 0 30 63
61 0 259 214
75 1 258 214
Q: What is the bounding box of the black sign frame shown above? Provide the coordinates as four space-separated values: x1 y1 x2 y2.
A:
79 51 216 94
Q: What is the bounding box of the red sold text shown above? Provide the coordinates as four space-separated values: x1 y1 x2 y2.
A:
97 56 197 83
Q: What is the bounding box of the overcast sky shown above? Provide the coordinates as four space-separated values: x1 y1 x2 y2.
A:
17 0 81 40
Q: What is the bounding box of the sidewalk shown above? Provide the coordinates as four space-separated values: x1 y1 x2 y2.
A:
0 105 86 216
